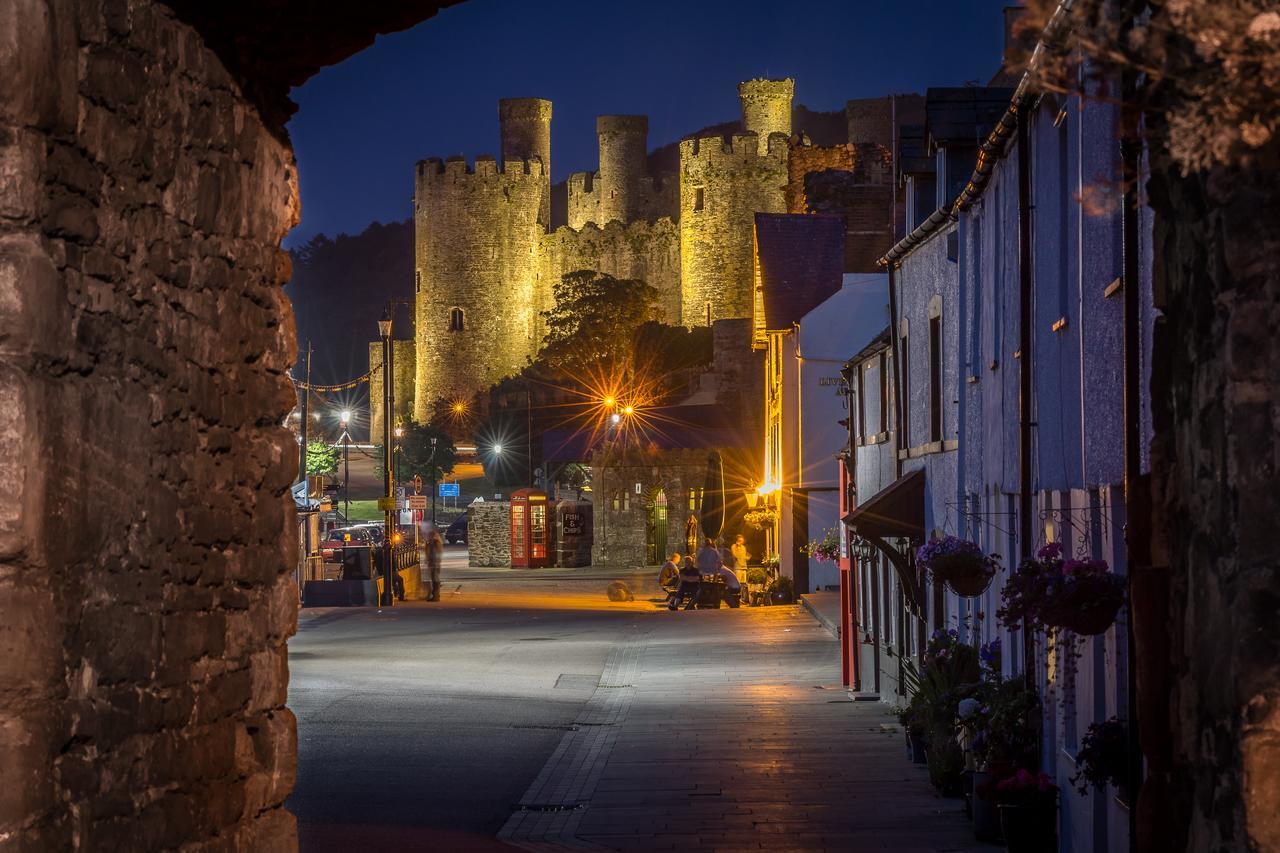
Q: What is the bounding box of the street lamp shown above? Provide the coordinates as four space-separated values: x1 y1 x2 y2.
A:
378 308 395 607
339 409 351 521
429 436 438 528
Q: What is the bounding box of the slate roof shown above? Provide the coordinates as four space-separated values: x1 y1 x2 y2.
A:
923 87 1016 149
753 213 847 333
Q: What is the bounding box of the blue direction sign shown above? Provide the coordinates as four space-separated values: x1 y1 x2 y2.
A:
438 483 460 498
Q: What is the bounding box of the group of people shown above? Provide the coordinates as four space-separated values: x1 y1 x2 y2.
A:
659 534 751 610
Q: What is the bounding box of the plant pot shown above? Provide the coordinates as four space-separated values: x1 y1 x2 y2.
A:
972 771 1003 842
930 553 995 597
998 802 1057 853
947 572 994 597
909 731 927 764
1050 599 1122 635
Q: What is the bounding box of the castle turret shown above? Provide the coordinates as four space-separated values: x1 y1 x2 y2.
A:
738 78 794 155
411 154 546 419
596 115 648 226
499 98 552 226
679 128 789 327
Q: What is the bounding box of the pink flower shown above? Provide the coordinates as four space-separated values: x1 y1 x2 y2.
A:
1038 542 1064 561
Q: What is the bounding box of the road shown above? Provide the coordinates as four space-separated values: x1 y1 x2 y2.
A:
288 555 991 852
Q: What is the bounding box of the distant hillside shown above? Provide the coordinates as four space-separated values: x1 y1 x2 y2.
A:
286 219 414 385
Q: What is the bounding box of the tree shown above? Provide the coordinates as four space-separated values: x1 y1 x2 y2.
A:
538 271 658 376
305 441 339 477
376 420 457 484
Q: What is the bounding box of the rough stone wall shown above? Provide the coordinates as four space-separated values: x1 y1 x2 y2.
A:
368 339 415 441
413 157 544 420
590 449 706 567
679 133 789 325
1143 155 1280 852
785 143 855 213
498 98 551 227
467 501 511 567
0 0 299 848
845 94 924 147
739 78 794 155
710 319 765 463
538 219 681 326
595 115 648 226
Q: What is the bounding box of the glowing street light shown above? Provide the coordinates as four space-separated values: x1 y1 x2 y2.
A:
604 395 616 408
492 443 504 455
452 401 467 415
609 413 621 425
340 409 351 426
623 404 635 416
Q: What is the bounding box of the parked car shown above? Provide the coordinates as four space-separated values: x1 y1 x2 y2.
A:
352 522 386 544
320 526 374 560
445 514 469 545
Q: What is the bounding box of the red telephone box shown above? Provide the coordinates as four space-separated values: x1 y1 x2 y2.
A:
510 489 551 568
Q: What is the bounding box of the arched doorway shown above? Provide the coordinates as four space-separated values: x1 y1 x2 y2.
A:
645 490 668 566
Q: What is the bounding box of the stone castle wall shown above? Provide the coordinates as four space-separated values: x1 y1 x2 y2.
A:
539 219 682 326
413 156 545 420
679 132 790 325
0 0 299 847
739 78 794 155
468 501 511 567
591 449 709 567
368 340 416 442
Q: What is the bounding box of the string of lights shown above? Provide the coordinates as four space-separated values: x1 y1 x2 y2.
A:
293 363 381 393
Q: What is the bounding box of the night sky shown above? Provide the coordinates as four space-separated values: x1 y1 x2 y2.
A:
284 0 1012 248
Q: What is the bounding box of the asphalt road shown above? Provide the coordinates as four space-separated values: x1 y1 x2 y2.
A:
287 554 657 851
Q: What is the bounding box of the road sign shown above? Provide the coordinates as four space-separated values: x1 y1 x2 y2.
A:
439 483 460 498
413 474 423 495
408 495 428 510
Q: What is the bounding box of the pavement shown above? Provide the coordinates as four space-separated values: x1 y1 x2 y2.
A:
288 559 997 852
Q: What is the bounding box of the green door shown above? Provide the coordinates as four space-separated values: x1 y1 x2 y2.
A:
646 490 668 566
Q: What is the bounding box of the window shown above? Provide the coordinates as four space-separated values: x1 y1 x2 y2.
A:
856 361 867 443
448 307 465 332
929 315 942 442
878 353 889 434
946 230 958 262
899 328 910 449
415 270 421 293
611 492 622 512
705 301 712 326
693 187 705 212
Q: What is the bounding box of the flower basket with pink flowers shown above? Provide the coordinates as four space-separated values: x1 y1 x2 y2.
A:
997 542 1125 635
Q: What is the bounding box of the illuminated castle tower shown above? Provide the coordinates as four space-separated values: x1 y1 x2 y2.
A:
679 78 792 325
412 99 551 421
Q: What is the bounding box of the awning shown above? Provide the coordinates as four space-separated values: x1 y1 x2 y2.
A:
842 468 925 539
843 469 926 614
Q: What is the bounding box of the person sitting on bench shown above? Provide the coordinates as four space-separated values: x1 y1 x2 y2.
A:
715 562 742 608
658 552 682 606
670 543 713 610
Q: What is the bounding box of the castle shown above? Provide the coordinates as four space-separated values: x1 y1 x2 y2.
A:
371 79 914 435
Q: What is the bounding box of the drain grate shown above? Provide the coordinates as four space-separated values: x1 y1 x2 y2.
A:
511 723 579 731
514 802 584 813
597 684 634 689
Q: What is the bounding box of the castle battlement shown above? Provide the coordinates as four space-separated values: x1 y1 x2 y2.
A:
416 155 546 187
680 131 789 164
547 215 678 243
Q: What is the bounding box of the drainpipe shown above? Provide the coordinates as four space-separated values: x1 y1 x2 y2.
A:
1016 106 1035 688
1120 71 1156 853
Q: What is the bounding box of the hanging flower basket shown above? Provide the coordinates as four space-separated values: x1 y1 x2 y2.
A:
917 536 999 598
998 543 1126 635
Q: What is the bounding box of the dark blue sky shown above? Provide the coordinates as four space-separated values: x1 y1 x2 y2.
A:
285 0 1011 247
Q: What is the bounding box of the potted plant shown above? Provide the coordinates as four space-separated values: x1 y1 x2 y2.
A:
800 527 841 563
916 629 981 796
917 536 1000 597
745 567 769 606
996 770 1059 853
1070 717 1128 797
743 507 778 531
998 542 1126 636
896 704 927 764
765 573 794 604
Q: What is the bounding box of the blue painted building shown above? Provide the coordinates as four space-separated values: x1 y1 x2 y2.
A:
841 25 1155 853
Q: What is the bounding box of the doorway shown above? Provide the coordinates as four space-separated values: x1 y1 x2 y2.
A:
646 490 669 566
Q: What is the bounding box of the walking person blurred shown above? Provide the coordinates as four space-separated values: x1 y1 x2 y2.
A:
425 523 444 601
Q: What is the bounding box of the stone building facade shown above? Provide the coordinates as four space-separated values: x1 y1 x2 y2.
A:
467 501 511 567
368 339 416 441
384 78 916 428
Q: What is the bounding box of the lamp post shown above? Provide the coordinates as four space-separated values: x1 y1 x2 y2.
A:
378 309 394 607
340 409 351 521
429 436 438 528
